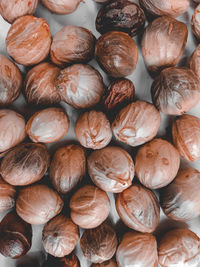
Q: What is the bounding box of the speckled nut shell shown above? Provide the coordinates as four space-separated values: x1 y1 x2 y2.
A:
88 146 134 193
91 259 118 267
190 44 200 79
41 0 82 14
0 177 16 213
191 4 200 39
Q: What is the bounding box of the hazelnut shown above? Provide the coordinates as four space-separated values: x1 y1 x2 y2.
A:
116 232 158 267
16 184 64 225
142 16 188 76
160 168 200 221
158 228 200 266
50 144 86 194
41 0 81 14
116 184 160 233
24 62 61 106
95 31 138 78
50 26 95 67
6 15 51 66
112 101 161 147
189 44 200 79
0 212 32 259
135 138 180 189
0 143 50 186
0 54 22 105
80 223 117 263
75 110 112 149
194 0 200 3
26 107 69 143
96 0 145 37
42 253 80 267
191 4 200 40
151 67 200 115
42 215 79 257
70 185 110 229
55 64 104 109
88 146 134 193
0 176 16 213
91 259 118 267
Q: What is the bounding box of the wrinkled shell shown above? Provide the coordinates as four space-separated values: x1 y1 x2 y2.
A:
6 15 51 66
112 101 161 147
75 111 112 149
50 144 86 194
55 64 104 109
160 168 200 221
191 4 200 39
190 45 200 79
70 185 110 229
142 16 188 75
26 107 69 143
135 138 180 189
41 0 81 14
80 223 117 263
42 215 79 257
151 67 200 115
43 254 80 267
24 62 61 106
16 184 64 225
88 146 134 193
0 177 16 213
91 260 118 267
158 228 200 266
116 232 158 267
95 31 138 78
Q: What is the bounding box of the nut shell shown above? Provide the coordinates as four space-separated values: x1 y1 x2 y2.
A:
91 260 118 267
42 253 80 267
190 44 200 79
191 4 200 40
41 0 81 14
0 177 16 213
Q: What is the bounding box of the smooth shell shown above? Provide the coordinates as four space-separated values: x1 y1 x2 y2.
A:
191 4 200 39
0 177 16 213
41 0 81 14
190 44 200 79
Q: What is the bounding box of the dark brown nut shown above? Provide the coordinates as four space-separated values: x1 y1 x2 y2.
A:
70 185 110 229
26 107 70 143
41 0 81 14
191 4 200 39
116 184 160 233
50 144 86 194
0 177 16 213
116 232 158 267
55 64 104 109
6 15 51 66
160 168 200 221
42 215 79 257
190 45 200 79
135 138 180 189
0 143 50 186
91 259 118 267
16 184 64 225
0 54 22 105
80 223 117 263
42 253 80 267
158 229 200 266
151 67 200 115
142 16 188 76
0 212 32 259
75 110 112 149
112 101 161 147
24 62 61 106
194 0 200 3
96 0 145 37
95 31 138 78
51 26 95 67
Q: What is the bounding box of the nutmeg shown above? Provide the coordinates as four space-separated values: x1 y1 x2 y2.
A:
0 212 32 259
112 101 161 147
95 31 138 78
0 177 16 213
70 185 110 229
42 253 80 267
190 44 200 79
50 144 86 194
191 4 200 40
75 110 112 149
151 67 200 115
91 259 118 267
16 184 64 225
88 146 134 193
41 0 81 14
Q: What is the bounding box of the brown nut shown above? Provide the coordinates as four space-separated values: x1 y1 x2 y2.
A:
189 45 200 79
50 144 86 194
26 107 69 143
91 259 118 267
142 16 188 76
6 15 51 66
55 64 104 109
135 138 180 189
41 0 81 14
112 101 161 147
151 67 200 115
75 110 112 149
42 253 80 267
191 4 200 40
0 212 32 259
88 146 134 193
51 26 95 67
158 229 200 267
16 184 64 225
160 168 200 221
80 223 117 263
42 215 79 257
70 185 110 229
0 143 50 186
0 177 16 213
116 232 158 267
24 62 61 106
95 31 138 78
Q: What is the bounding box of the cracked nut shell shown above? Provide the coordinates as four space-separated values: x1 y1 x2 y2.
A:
41 0 81 14
0 176 16 213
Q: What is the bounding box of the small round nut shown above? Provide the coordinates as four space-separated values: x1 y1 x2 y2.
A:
0 176 16 213
41 0 82 14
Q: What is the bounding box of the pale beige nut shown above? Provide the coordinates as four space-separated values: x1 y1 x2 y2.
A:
0 176 16 213
41 0 82 14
